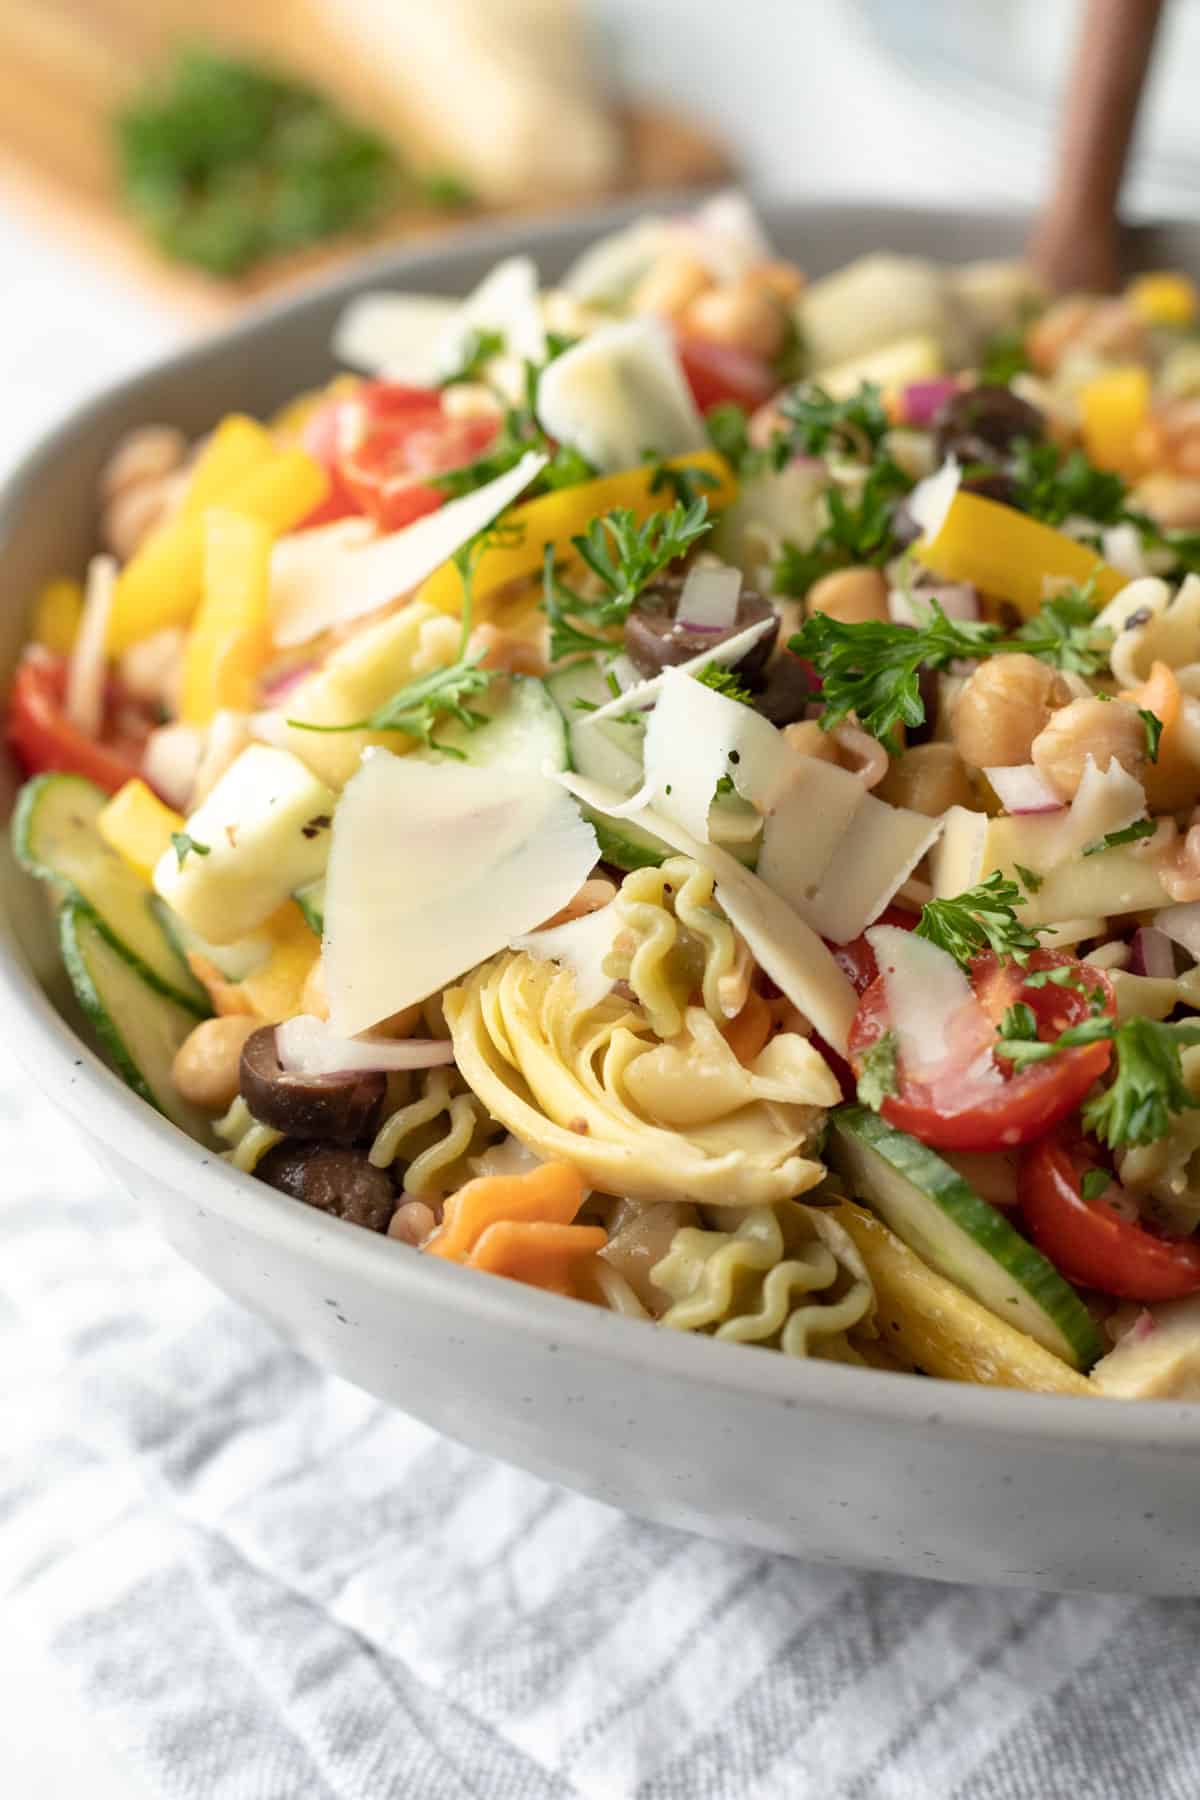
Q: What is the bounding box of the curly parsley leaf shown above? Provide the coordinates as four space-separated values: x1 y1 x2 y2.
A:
857 1031 899 1112
1009 439 1130 529
438 327 504 388
541 500 713 664
1080 1167 1113 1202
915 872 1044 968
1082 818 1157 857
1084 1017 1200 1148
696 663 753 704
978 328 1031 386
1014 583 1114 676
1014 862 1045 896
776 381 891 459
774 457 912 597
786 600 1001 748
170 831 210 869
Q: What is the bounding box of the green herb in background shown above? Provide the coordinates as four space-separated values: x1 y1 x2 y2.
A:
116 45 471 278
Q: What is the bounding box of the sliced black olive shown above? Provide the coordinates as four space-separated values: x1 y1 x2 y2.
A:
257 1142 396 1233
239 1025 385 1145
623 575 778 681
751 650 821 728
958 468 1020 507
932 383 1044 467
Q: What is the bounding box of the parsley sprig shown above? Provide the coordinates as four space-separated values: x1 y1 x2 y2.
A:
287 535 497 752
775 458 912 597
541 500 713 663
996 1015 1200 1148
1009 439 1131 529
915 874 1044 968
776 382 891 460
696 663 753 704
170 831 211 869
431 351 594 501
788 584 1112 748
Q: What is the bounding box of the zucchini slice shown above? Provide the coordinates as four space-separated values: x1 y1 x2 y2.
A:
832 1106 1103 1370
14 774 208 1013
58 899 213 1143
416 673 568 772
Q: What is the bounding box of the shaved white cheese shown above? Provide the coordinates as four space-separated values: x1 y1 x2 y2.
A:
682 190 774 282
433 256 545 380
1051 756 1147 864
929 804 989 896
909 457 961 543
678 562 741 630
325 751 597 1036
867 924 997 1083
275 1014 454 1075
65 553 116 739
757 758 869 908
562 216 670 307
509 903 619 1007
600 666 798 839
558 771 858 1054
269 451 547 646
332 292 459 381
536 317 706 473
581 614 776 726
793 796 943 943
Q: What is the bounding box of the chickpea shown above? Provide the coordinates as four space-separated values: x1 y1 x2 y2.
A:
388 1199 437 1246
807 566 890 626
100 425 187 502
782 720 839 763
682 278 790 361
1131 474 1200 531
1031 696 1148 800
741 260 806 304
102 479 174 563
876 744 976 816
630 253 712 319
952 654 1067 771
172 1016 259 1111
1026 297 1095 375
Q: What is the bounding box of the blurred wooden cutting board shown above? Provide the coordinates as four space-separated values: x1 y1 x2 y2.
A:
0 0 730 322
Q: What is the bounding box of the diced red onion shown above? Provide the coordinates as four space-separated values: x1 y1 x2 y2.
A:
1153 900 1200 962
900 377 960 427
888 581 979 627
275 1014 455 1076
985 765 1066 816
1130 926 1176 980
677 563 741 631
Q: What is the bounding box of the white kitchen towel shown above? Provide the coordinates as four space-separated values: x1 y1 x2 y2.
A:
2 1049 1199 1800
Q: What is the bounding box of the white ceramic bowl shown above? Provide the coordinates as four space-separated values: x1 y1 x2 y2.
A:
5 202 1200 1596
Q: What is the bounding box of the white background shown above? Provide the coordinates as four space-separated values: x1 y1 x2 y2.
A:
0 1 1179 1792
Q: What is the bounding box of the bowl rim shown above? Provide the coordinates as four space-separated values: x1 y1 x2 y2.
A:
5 194 1200 1450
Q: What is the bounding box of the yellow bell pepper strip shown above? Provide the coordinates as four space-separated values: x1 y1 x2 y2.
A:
31 578 83 656
178 414 276 520
235 901 320 1022
1127 271 1199 327
1079 365 1151 476
913 489 1127 618
106 447 328 653
180 509 273 724
97 779 184 881
416 450 738 616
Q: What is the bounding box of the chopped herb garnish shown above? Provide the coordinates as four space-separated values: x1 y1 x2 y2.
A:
1014 582 1113 676
1009 439 1130 530
1139 708 1165 762
857 1031 899 1111
170 831 210 869
287 534 496 751
776 381 891 460
115 46 408 277
438 327 505 388
999 1001 1039 1042
775 457 912 597
695 663 753 705
541 500 713 664
978 327 1031 386
1014 863 1045 896
1082 818 1157 857
705 402 762 477
915 872 1043 968
647 457 721 508
1080 1168 1113 1202
993 1014 1200 1147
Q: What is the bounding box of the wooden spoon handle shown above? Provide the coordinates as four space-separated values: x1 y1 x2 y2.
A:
1029 0 1166 293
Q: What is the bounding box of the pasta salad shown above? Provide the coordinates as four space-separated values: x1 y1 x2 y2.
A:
14 195 1200 1402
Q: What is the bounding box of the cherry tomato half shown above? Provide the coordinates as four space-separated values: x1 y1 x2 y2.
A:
6 653 145 794
300 382 499 532
676 337 777 413
1021 1131 1200 1301
848 949 1116 1153
828 906 918 997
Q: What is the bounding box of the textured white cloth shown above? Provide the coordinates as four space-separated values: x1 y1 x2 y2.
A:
4 1047 1200 1800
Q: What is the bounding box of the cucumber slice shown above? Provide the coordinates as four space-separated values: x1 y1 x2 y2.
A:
149 896 272 983
294 876 326 936
832 1107 1103 1371
59 899 213 1143
14 774 208 1014
546 658 760 872
416 674 568 772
